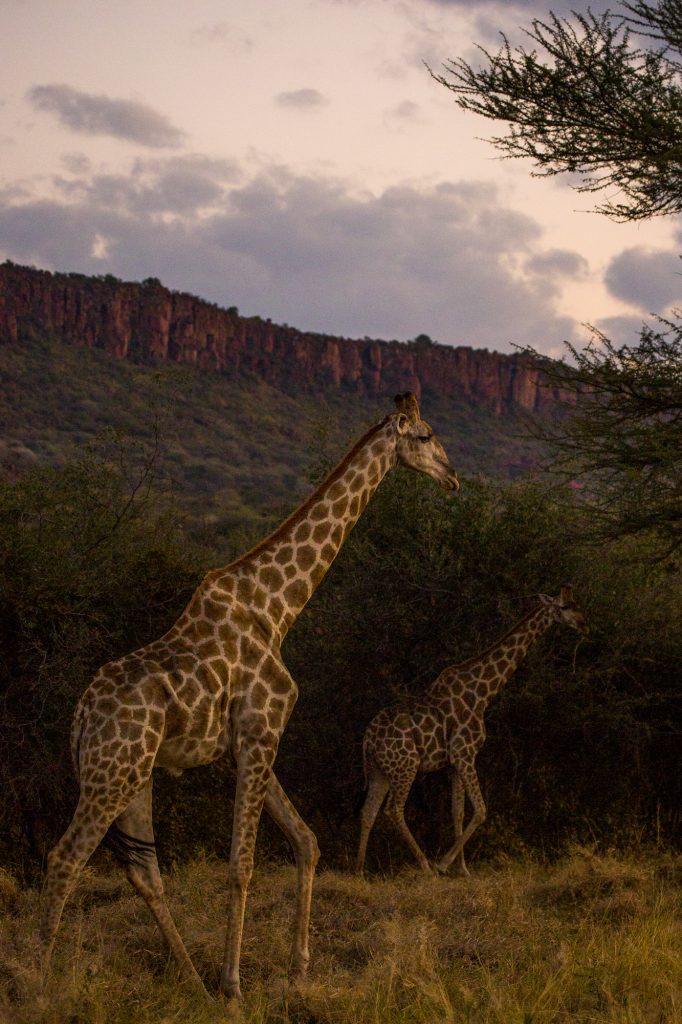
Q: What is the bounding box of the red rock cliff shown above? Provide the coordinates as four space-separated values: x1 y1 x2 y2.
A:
0 263 571 414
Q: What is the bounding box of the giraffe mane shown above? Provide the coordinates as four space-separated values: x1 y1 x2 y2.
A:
227 415 392 570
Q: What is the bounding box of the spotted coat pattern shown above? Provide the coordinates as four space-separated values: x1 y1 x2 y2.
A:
40 392 458 1000
355 588 587 875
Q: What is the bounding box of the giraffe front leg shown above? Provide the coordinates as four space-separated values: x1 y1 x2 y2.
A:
447 770 470 877
263 771 319 983
220 736 277 1000
435 762 486 874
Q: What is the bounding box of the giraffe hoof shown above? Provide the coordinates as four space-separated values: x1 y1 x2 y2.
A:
219 981 244 1002
290 957 310 985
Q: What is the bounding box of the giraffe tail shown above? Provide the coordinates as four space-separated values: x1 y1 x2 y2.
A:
68 691 91 782
353 735 370 814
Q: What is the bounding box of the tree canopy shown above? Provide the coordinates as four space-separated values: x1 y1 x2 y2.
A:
433 0 682 553
432 1 682 220
525 321 682 556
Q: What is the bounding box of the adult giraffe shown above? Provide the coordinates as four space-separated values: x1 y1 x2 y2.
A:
355 587 587 875
40 392 458 1000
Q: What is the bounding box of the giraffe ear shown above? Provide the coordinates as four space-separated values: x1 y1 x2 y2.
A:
538 593 553 606
394 392 421 422
395 412 410 436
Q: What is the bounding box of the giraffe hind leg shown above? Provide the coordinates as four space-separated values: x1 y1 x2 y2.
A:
355 766 390 874
384 768 432 873
111 781 205 991
40 792 135 984
103 822 156 866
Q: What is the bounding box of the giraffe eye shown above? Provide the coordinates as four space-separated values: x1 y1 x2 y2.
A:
417 434 433 444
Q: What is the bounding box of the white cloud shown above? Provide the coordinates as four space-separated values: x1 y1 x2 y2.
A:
275 89 329 110
605 247 682 312
27 84 186 149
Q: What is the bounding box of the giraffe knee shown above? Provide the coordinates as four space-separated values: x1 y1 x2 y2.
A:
385 802 402 825
228 855 254 893
46 840 79 878
300 827 320 868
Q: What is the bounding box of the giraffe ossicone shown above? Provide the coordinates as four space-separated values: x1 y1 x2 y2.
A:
355 586 587 876
40 392 458 1000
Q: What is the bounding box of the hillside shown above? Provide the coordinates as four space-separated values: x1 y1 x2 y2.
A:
0 262 555 532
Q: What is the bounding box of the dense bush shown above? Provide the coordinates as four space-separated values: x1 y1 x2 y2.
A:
0 445 678 879
280 472 681 868
0 436 205 877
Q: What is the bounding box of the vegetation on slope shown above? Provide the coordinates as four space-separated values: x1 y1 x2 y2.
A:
0 329 543 539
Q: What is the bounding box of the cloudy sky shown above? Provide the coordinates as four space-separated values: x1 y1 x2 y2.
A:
1 0 680 356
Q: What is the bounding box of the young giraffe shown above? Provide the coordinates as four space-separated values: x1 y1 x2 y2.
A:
40 392 458 1000
355 587 587 875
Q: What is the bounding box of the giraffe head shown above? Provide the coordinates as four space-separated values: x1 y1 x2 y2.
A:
540 585 588 635
392 392 459 492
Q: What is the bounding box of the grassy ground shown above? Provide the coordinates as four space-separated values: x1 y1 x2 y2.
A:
1 850 680 1023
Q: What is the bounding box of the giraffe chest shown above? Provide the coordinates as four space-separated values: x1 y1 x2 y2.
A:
153 655 295 772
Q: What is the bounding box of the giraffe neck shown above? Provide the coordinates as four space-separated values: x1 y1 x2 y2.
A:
229 417 396 640
433 603 555 706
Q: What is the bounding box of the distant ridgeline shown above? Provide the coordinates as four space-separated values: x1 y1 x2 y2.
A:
0 262 573 415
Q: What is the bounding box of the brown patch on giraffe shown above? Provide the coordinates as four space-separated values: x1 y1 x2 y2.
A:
194 618 215 639
148 710 164 733
208 659 230 686
294 522 312 543
251 682 268 709
284 580 309 608
98 720 117 742
197 662 221 690
332 497 348 518
260 566 285 591
202 597 225 622
296 545 316 571
312 521 329 543
270 673 292 696
198 639 221 659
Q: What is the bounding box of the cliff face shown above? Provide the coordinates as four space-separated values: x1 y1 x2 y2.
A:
0 263 571 414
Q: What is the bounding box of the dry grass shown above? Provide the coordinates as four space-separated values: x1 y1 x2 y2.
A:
1 849 680 1023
